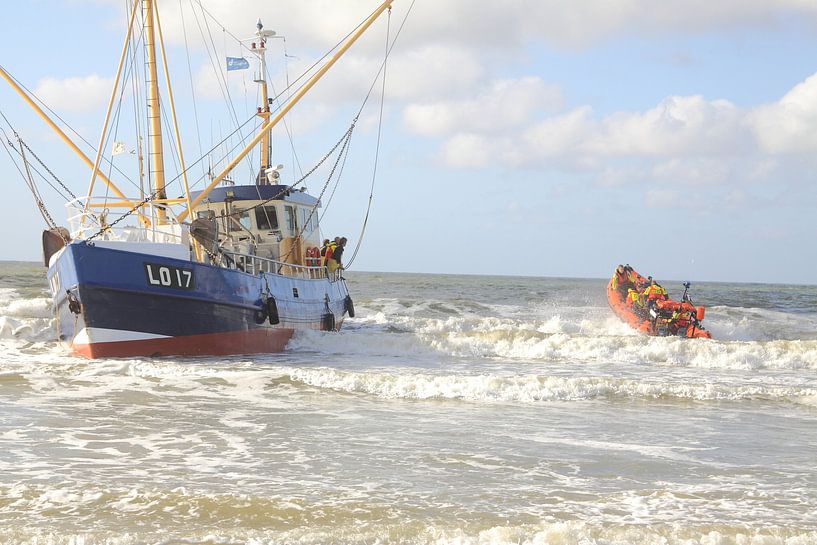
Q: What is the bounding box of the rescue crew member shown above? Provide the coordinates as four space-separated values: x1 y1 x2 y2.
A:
643 279 668 301
322 238 337 267
327 237 347 274
626 288 647 318
611 265 631 293
626 288 643 308
669 310 691 335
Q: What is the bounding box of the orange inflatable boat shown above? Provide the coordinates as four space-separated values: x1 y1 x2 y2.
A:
607 265 712 339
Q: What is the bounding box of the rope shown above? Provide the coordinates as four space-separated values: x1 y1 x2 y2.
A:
0 132 55 229
15 134 78 201
84 117 355 242
345 3 412 269
18 137 59 231
178 0 205 175
0 64 139 188
276 118 357 265
82 114 256 241
208 120 357 223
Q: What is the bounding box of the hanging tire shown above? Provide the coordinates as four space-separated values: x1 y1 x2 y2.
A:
344 295 355 318
321 312 336 332
267 297 280 325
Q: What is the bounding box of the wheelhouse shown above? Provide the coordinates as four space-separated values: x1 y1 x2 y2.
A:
190 184 322 266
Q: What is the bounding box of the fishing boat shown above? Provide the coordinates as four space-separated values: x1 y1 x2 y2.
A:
1 1 395 357
607 265 712 339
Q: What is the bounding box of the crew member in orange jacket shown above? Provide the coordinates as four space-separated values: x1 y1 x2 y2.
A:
611 265 631 293
643 279 668 301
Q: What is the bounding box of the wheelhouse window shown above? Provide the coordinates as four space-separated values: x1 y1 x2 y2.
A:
255 206 279 231
285 205 298 235
228 208 252 233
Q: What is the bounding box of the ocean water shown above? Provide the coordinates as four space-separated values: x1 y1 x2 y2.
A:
1 261 816 544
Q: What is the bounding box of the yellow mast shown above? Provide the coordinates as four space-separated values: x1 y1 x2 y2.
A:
253 21 274 178
177 0 394 223
143 0 167 223
83 0 143 225
0 65 133 204
154 4 193 217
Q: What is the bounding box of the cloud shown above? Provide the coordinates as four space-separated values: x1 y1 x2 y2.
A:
33 75 114 113
375 0 817 51
93 0 817 55
749 73 817 154
644 188 682 209
403 77 562 136
417 68 817 175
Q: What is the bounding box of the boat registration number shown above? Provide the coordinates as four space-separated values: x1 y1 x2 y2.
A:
144 263 195 290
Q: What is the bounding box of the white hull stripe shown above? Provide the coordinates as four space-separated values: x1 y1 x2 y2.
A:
73 327 172 346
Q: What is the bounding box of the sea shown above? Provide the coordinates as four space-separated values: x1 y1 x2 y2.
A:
1 260 816 545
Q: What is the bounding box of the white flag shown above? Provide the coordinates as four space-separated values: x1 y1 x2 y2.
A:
112 141 127 156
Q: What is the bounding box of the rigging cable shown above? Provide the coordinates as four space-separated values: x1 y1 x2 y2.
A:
0 64 139 188
0 116 77 202
189 0 255 181
276 118 357 265
83 113 257 241
178 0 205 177
0 129 57 229
344 0 416 269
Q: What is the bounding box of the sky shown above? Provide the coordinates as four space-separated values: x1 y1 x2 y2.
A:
1 0 817 284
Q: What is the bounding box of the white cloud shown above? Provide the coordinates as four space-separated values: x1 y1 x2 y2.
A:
749 73 817 154
644 188 682 209
418 69 817 175
33 75 113 113
113 0 817 55
589 96 746 156
403 77 562 136
375 0 817 51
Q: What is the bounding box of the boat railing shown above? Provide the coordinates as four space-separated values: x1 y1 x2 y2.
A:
220 250 341 281
64 197 187 245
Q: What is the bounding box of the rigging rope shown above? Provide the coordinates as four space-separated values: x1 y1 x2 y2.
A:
343 0 416 269
0 131 57 229
343 9 391 269
205 120 358 223
17 136 59 231
84 115 354 242
276 118 357 265
0 64 139 188
178 0 205 177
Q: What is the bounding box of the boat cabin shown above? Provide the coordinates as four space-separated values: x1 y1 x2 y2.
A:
190 184 322 267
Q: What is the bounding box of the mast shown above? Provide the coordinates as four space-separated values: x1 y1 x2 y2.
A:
0 65 133 205
178 0 394 222
83 0 141 225
252 20 275 183
143 0 167 223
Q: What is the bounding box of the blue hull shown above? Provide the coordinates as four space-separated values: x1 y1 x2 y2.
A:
48 242 349 357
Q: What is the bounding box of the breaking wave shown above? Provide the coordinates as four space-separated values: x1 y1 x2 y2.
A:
0 481 814 545
289 299 817 371
0 288 55 343
282 366 817 406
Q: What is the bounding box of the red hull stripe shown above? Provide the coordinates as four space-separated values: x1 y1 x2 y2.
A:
72 328 294 358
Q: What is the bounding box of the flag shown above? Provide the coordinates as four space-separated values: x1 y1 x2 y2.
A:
226 57 250 71
112 141 127 156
